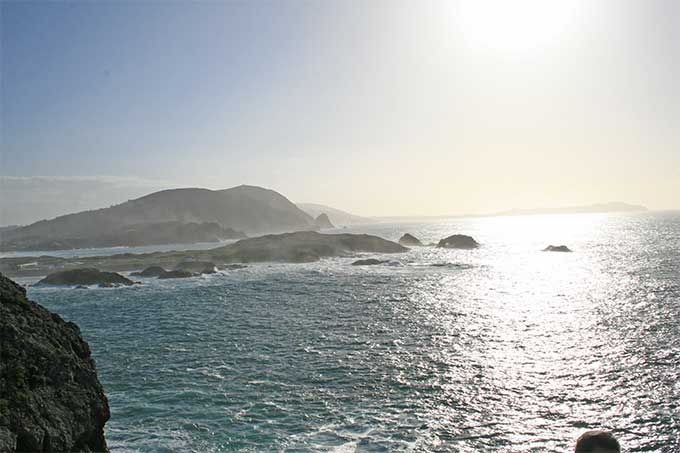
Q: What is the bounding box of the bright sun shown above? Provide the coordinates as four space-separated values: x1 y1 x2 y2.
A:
456 0 584 53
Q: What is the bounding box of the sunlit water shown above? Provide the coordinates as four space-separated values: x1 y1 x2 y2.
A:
23 212 680 452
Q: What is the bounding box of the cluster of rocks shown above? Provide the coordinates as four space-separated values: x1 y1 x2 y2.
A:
32 261 230 289
131 261 219 279
356 233 573 265
398 233 480 249
399 233 572 252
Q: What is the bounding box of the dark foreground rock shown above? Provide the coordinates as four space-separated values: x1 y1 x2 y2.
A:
35 268 133 287
0 273 110 452
314 213 335 230
174 261 217 274
352 258 388 266
437 234 479 249
543 245 572 252
398 233 423 247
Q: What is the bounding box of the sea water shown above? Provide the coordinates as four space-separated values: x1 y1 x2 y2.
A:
25 212 680 452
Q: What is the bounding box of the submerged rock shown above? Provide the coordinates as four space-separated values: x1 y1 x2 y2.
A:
437 234 479 249
351 258 388 266
398 233 423 247
314 213 335 230
0 273 110 452
35 268 134 287
543 245 572 252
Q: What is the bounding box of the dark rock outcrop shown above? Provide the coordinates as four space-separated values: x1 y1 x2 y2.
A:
174 261 217 275
351 259 388 266
35 269 133 287
0 273 110 452
437 234 479 249
157 270 194 279
131 262 216 279
314 213 335 230
543 245 572 252
398 233 423 247
212 231 408 263
130 266 167 277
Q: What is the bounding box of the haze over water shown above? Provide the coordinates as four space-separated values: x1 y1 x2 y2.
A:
24 212 680 452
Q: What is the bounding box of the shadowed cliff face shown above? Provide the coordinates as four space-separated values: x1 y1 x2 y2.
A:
0 273 110 452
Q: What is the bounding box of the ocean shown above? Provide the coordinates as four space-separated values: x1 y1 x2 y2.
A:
23 212 680 452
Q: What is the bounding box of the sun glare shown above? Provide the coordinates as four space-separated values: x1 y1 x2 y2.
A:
456 0 584 53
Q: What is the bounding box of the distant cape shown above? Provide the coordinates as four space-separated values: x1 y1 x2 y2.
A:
296 203 374 226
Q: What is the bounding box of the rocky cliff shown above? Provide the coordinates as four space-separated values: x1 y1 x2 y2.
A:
0 273 110 452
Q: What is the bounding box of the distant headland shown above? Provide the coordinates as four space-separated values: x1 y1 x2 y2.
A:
0 185 358 252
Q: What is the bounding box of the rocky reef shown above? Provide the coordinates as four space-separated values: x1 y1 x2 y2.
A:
157 270 194 279
35 269 134 287
398 233 423 247
174 261 218 274
1 232 408 277
212 231 407 263
131 262 217 279
0 273 110 452
437 234 479 249
130 266 167 277
543 245 572 252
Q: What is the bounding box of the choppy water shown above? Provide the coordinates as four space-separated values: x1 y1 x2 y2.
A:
25 212 680 452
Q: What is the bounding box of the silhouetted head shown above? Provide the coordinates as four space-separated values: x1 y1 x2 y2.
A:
575 430 620 453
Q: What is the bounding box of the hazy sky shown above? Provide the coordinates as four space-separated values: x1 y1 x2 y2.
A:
1 0 678 223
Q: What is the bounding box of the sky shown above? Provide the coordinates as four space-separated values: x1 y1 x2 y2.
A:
1 0 679 224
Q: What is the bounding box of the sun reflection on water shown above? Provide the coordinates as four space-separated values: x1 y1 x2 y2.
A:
27 212 680 452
